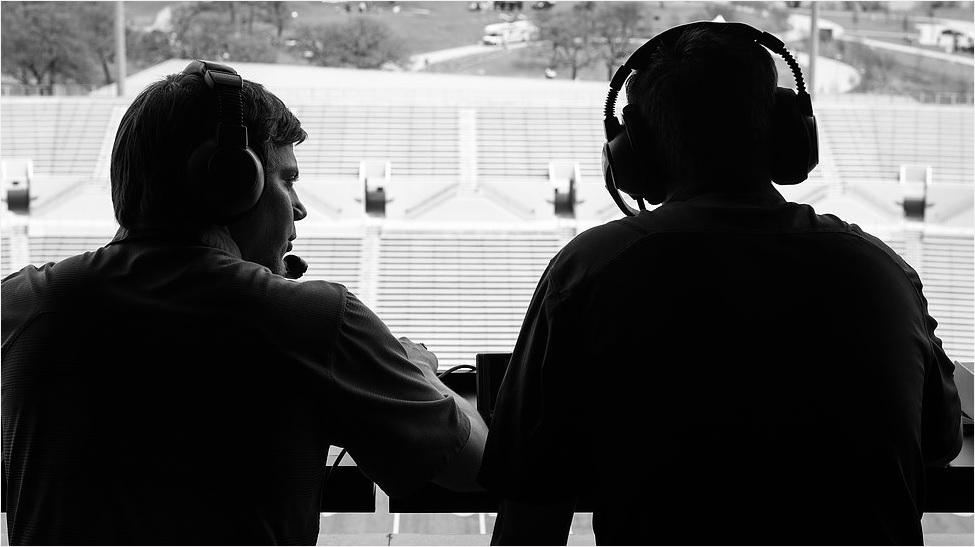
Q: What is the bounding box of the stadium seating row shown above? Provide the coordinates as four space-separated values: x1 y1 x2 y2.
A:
3 97 971 186
2 229 970 365
0 99 118 179
0 92 971 365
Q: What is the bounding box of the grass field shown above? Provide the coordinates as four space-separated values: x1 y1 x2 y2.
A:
116 1 973 92
279 1 505 55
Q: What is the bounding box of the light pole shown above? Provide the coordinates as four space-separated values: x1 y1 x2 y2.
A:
809 1 819 100
115 1 127 96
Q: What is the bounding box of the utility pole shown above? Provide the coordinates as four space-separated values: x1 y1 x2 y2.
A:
809 1 819 99
115 1 127 96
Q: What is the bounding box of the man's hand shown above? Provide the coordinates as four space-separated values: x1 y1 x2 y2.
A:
399 337 439 375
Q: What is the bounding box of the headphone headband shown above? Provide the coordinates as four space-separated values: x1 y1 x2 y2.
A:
181 59 263 224
602 21 819 216
605 21 811 124
182 60 249 149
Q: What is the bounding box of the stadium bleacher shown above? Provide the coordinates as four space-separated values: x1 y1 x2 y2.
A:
1 71 973 366
818 103 974 185
296 104 462 181
375 229 564 366
476 105 604 181
919 233 975 361
0 98 118 179
288 233 365 295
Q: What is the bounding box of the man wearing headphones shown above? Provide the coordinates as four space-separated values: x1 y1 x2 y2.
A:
1 61 487 544
478 22 962 545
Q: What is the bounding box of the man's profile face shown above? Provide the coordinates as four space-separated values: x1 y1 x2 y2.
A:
229 144 306 275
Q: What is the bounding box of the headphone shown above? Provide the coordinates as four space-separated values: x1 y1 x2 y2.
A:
602 21 819 216
182 60 264 224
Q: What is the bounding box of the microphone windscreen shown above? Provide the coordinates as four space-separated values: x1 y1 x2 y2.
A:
284 254 308 279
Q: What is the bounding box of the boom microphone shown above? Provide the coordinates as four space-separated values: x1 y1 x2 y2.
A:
284 254 308 280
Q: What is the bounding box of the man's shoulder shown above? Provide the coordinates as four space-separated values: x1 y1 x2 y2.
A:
2 249 100 294
563 216 650 258
547 215 653 291
2 242 351 321
195 250 351 324
549 200 904 290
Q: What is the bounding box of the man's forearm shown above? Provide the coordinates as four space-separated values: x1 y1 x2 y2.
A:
417 364 490 492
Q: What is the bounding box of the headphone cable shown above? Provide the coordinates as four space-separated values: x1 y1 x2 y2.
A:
437 364 476 377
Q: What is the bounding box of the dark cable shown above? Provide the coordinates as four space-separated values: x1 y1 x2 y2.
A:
437 364 476 378
322 446 349 500
779 48 807 96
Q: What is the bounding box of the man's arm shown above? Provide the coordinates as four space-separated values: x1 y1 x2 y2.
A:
856 227 964 466
895 234 965 467
430 393 488 492
326 292 486 498
921 336 963 467
400 337 489 492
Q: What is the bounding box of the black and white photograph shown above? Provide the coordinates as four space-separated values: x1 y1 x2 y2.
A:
1 1 972 545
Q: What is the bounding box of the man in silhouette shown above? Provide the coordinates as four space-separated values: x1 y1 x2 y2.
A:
2 61 488 545
479 23 963 545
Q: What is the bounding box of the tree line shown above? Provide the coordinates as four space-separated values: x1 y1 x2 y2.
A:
0 1 412 93
532 2 789 80
1 1 795 94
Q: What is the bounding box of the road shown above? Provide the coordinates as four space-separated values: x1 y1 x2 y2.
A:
407 42 529 71
841 35 975 66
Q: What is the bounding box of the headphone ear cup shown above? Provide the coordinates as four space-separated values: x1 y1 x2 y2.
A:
619 106 668 205
187 140 264 222
602 106 667 206
605 122 656 205
769 87 818 185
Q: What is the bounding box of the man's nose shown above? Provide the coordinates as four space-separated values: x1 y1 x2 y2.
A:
293 194 308 221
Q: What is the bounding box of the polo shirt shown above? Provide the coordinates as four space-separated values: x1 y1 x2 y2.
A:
1 228 470 545
479 186 963 545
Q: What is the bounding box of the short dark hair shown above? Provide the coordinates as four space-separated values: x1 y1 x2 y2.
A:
111 72 307 230
625 25 777 182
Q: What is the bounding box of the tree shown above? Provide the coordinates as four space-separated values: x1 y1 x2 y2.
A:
261 1 291 38
534 3 598 80
128 30 177 74
169 4 279 63
295 17 407 69
1 2 103 91
76 2 119 86
591 2 647 80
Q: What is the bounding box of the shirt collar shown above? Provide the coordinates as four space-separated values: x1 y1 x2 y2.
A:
109 225 243 258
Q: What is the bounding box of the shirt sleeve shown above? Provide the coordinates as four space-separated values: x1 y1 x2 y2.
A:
855 227 963 467
477 263 588 503
326 291 471 497
914 280 964 467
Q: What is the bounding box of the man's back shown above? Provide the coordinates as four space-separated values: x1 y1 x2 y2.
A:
2 234 344 544
3 231 478 545
481 189 963 544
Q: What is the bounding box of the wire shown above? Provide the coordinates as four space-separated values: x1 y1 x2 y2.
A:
779 47 808 96
437 364 476 378
323 446 349 496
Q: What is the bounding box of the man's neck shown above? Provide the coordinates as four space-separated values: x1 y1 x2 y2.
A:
664 178 784 205
110 225 242 258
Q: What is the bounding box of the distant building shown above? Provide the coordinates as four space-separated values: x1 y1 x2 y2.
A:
916 22 975 53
